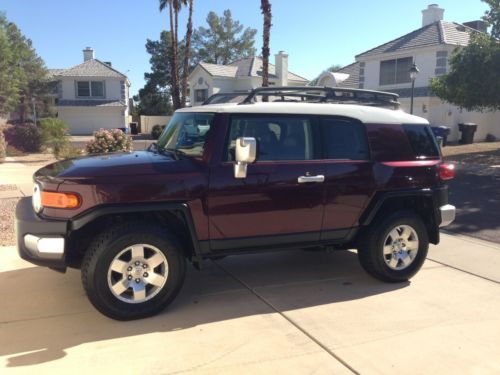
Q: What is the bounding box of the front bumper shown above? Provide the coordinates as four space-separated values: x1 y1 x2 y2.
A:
16 197 68 270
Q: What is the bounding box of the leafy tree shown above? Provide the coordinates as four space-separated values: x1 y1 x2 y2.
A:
134 30 177 115
260 0 272 87
309 64 343 86
191 10 257 65
0 13 50 118
483 0 500 38
430 34 500 111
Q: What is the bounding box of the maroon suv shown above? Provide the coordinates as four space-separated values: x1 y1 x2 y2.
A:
16 87 455 320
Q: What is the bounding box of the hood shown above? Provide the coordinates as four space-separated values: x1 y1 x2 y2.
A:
35 151 177 180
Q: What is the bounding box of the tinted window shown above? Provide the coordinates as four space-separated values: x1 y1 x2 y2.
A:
321 118 370 160
402 124 440 159
227 116 314 161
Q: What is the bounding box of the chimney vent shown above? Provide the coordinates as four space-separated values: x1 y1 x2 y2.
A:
83 47 94 62
274 51 289 86
422 4 444 27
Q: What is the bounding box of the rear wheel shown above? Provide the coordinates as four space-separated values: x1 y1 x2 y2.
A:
358 211 428 282
81 221 186 320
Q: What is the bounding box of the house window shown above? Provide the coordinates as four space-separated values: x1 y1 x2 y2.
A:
77 81 105 97
379 57 413 85
195 89 208 103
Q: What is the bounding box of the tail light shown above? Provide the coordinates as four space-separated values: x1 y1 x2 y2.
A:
439 163 455 180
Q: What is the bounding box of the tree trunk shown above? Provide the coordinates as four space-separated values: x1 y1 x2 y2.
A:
169 2 181 109
261 0 272 89
181 0 193 107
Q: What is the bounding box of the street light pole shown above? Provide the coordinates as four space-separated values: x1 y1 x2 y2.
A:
409 62 419 115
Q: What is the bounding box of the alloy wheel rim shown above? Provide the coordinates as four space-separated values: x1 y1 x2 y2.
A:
107 244 169 304
383 225 419 271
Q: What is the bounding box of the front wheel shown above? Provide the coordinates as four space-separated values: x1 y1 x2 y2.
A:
357 211 429 282
81 222 186 320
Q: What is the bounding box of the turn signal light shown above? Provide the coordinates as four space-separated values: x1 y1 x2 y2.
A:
439 163 455 180
41 191 81 209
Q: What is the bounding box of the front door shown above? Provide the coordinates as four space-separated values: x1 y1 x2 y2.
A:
208 114 325 251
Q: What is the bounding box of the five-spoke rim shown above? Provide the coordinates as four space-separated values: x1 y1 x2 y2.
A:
107 244 168 304
383 225 419 271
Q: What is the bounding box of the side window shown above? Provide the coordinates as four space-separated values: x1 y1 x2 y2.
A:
402 124 440 159
321 118 370 160
227 116 314 161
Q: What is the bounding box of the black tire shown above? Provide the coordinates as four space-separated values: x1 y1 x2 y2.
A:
81 221 186 320
357 211 428 282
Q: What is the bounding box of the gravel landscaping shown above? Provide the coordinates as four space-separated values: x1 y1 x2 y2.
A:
0 198 18 246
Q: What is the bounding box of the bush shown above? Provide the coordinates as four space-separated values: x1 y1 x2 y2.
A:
3 123 42 152
86 128 133 154
151 124 166 140
0 131 6 161
39 118 69 158
58 146 83 159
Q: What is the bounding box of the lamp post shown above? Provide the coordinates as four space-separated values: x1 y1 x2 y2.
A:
409 62 419 114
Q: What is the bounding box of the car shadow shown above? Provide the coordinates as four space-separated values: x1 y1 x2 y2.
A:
0 249 409 367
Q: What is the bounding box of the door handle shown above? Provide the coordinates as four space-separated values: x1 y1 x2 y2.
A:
297 175 325 183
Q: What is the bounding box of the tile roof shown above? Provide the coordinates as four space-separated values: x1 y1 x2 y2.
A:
356 21 475 58
198 57 308 82
336 62 360 88
58 99 127 107
48 59 127 78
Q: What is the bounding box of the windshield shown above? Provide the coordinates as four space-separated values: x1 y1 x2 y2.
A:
157 112 215 157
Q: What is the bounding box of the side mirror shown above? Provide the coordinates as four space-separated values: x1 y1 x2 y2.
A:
234 137 256 179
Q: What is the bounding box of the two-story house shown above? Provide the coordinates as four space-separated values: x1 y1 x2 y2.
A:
323 5 499 142
188 51 308 106
49 48 130 135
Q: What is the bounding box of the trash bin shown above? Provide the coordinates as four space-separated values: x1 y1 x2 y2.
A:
458 123 478 144
431 126 451 146
130 122 138 135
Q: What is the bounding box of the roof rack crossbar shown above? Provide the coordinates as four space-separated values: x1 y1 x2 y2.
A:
238 86 400 109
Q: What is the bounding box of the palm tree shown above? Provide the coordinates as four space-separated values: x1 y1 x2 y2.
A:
159 0 181 109
181 0 193 107
260 0 272 87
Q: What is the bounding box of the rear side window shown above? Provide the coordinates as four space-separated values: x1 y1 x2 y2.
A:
321 118 370 160
402 124 440 159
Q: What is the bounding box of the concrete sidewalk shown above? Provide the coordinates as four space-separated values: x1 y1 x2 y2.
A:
1 233 499 374
0 157 40 198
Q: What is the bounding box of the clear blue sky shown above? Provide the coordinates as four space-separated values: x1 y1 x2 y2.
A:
1 0 489 96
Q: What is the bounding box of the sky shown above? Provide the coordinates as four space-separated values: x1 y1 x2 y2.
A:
1 0 489 97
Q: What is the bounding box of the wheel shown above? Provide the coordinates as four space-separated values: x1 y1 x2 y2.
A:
357 211 428 282
81 221 186 320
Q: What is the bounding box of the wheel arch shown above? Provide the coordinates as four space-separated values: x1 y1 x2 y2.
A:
359 189 440 245
66 202 202 267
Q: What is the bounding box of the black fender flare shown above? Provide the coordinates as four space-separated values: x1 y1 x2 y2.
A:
68 202 203 258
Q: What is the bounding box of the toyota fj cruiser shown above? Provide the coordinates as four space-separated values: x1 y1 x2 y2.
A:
16 87 456 320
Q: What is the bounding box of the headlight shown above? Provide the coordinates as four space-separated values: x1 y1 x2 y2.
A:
32 183 42 213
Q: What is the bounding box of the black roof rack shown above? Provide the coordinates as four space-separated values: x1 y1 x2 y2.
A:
202 86 400 109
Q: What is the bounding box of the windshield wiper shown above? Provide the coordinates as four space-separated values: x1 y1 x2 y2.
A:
146 142 158 153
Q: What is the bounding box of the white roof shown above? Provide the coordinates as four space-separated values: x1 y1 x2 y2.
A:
177 102 429 125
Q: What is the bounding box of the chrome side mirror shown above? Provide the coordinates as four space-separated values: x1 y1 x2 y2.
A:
234 137 256 179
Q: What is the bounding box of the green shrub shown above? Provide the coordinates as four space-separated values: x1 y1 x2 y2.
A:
39 118 69 158
151 124 165 140
0 131 6 161
3 124 42 153
58 146 83 159
86 128 133 154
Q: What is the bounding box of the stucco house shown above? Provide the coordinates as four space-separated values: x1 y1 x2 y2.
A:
49 47 130 135
321 4 499 142
188 51 308 106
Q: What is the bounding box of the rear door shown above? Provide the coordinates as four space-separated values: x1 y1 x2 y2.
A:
207 114 326 251
319 117 376 240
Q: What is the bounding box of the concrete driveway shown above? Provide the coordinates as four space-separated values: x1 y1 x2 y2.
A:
1 234 499 374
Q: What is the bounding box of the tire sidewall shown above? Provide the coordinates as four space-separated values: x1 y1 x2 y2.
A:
83 223 186 320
